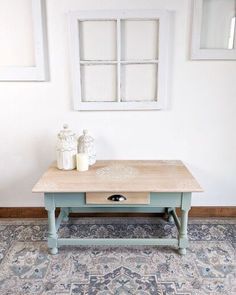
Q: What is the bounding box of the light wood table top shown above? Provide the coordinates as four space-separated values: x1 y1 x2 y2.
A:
32 160 203 193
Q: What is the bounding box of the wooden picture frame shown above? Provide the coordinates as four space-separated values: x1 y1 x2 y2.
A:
191 0 236 60
68 10 171 111
0 0 49 81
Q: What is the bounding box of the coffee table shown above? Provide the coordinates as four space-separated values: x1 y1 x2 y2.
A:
32 160 202 255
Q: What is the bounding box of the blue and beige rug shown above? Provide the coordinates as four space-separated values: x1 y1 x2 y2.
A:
0 217 235 294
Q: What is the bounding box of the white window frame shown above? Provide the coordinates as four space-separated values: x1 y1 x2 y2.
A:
68 10 171 111
191 0 236 60
0 0 49 81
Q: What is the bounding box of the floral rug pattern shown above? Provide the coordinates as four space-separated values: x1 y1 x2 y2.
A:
0 218 235 295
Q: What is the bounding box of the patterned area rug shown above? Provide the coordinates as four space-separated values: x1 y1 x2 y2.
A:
0 217 235 295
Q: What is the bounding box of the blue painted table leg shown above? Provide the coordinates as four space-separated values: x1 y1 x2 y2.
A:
45 194 58 255
48 210 58 254
178 193 191 255
179 209 189 255
166 207 175 223
62 207 70 222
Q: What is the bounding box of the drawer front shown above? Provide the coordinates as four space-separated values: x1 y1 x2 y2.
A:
86 192 150 205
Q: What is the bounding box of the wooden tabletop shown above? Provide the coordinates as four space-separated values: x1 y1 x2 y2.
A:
32 160 203 193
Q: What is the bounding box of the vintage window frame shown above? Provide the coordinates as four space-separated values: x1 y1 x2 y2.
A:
68 10 171 111
0 0 48 81
191 0 236 60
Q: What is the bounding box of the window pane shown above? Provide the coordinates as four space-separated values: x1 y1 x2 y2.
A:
81 65 117 102
121 20 159 60
79 20 116 60
0 0 35 66
121 64 157 101
200 0 236 49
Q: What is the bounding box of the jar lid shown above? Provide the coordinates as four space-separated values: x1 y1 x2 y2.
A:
78 129 94 144
58 124 76 140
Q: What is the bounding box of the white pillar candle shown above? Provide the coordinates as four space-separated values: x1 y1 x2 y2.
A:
76 153 89 171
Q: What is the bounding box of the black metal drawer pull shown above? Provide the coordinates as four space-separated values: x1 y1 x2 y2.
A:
107 194 127 202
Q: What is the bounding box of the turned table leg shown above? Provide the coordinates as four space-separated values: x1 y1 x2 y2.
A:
179 209 189 255
178 193 191 255
165 207 175 223
45 194 58 255
62 207 70 222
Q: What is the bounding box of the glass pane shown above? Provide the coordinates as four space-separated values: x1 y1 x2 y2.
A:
121 64 157 102
121 20 159 60
0 0 35 66
81 65 117 102
79 20 116 60
201 0 236 49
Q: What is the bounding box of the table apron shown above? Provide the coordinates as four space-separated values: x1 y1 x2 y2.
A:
45 192 183 208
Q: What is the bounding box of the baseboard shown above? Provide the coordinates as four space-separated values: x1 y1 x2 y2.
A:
0 207 235 218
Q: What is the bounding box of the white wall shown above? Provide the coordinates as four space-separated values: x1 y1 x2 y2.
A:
0 0 236 207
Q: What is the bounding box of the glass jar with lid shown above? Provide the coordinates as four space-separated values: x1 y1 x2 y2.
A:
78 129 96 165
56 124 77 170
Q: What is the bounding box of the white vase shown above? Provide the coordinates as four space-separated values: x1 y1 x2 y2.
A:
78 129 96 165
56 124 77 170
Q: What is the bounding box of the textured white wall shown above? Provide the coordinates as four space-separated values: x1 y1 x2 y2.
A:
0 0 236 207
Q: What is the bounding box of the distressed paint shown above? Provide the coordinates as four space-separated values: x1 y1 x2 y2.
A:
68 9 171 110
44 192 192 255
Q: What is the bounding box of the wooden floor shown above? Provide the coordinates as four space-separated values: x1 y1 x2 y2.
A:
0 207 235 218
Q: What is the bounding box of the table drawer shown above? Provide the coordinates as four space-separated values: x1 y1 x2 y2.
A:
86 192 150 205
